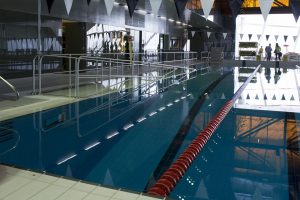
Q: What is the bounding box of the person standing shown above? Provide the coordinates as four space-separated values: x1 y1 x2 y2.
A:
259 46 263 60
265 44 272 61
274 43 282 60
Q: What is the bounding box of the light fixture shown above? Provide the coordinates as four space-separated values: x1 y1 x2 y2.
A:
84 141 101 151
106 131 119 139
123 123 134 130
168 18 175 22
57 154 77 165
149 111 157 116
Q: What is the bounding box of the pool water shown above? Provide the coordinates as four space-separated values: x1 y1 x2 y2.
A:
0 66 299 200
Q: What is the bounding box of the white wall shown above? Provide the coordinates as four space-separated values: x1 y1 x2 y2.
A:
235 14 300 57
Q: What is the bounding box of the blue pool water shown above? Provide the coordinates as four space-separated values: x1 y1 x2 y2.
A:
0 66 299 200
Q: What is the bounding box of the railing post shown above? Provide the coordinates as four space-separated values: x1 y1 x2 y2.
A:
32 58 36 94
38 57 42 95
109 59 111 93
75 58 80 98
69 54 71 89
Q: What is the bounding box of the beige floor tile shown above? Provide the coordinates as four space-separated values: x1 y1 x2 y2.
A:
35 174 59 184
29 185 70 200
82 194 111 200
3 180 48 200
53 178 77 188
55 189 88 200
91 187 118 197
72 182 97 193
0 176 31 198
112 190 139 200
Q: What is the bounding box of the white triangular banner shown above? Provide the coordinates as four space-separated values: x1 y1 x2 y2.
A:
64 0 73 15
240 34 244 40
259 0 274 21
223 33 227 39
149 0 162 15
191 31 196 37
104 0 114 16
207 31 211 38
293 36 298 42
274 35 279 41
257 34 261 41
200 0 215 20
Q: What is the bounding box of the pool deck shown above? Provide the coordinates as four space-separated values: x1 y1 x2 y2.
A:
0 165 163 200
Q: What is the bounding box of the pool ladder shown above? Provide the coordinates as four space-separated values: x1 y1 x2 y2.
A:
0 75 19 100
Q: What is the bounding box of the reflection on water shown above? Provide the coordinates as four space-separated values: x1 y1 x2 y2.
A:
234 66 300 111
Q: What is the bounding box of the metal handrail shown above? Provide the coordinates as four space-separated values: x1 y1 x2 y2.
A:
33 53 198 97
0 75 19 100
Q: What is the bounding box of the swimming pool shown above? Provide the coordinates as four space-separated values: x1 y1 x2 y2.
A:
0 65 299 199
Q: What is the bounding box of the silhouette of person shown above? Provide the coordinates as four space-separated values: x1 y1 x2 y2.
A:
264 67 271 83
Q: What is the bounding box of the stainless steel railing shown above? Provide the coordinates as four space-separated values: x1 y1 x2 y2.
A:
32 52 198 98
0 75 19 100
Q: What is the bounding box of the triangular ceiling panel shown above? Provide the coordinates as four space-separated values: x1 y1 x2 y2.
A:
174 0 189 19
64 0 73 15
207 31 211 38
149 0 162 16
46 0 55 13
104 0 114 16
291 0 300 22
200 0 215 20
126 0 139 17
259 0 274 21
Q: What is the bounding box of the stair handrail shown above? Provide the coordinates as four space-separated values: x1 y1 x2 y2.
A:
0 75 19 100
147 64 261 197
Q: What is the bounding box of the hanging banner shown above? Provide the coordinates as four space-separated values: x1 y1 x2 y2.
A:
64 0 73 15
281 94 286 100
291 0 300 22
87 0 91 5
248 34 252 41
255 94 259 100
191 31 196 37
46 0 55 13
223 33 227 39
240 34 243 40
259 0 274 21
126 0 139 17
257 34 261 41
149 0 162 15
272 94 276 100
104 0 114 16
174 0 189 19
274 35 279 41
264 94 267 100
200 0 215 20
291 95 295 101
266 35 270 41
246 94 250 100
207 31 211 38
284 35 288 42
293 36 298 42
